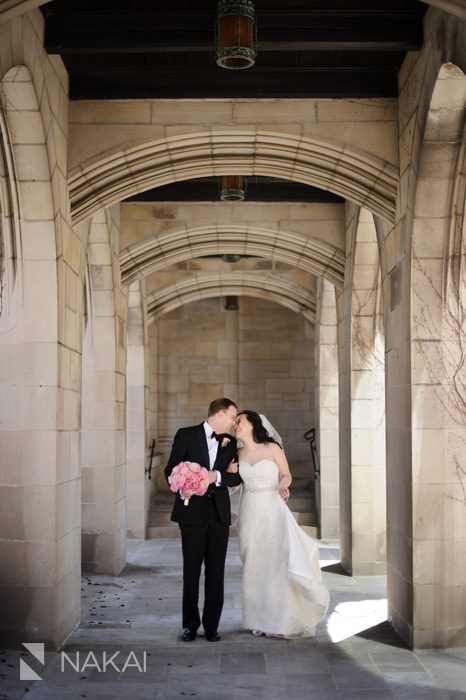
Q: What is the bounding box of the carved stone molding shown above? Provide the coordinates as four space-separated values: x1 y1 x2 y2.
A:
0 0 50 23
69 131 399 225
421 0 466 20
120 224 346 289
145 271 317 322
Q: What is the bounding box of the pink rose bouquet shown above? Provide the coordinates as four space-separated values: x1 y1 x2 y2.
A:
168 461 210 506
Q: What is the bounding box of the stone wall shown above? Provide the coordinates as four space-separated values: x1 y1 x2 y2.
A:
155 297 315 483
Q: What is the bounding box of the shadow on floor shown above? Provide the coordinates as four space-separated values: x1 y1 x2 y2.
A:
356 620 409 649
321 562 352 576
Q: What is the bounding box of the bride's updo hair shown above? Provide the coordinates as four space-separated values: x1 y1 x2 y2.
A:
238 410 280 446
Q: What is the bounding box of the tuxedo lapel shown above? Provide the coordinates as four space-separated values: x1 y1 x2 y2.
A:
196 423 210 470
213 435 231 469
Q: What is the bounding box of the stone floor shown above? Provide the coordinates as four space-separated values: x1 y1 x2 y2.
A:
2 538 466 700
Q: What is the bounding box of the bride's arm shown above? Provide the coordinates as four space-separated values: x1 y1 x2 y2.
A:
272 444 292 498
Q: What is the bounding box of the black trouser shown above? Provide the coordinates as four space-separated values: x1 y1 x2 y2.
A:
179 503 229 632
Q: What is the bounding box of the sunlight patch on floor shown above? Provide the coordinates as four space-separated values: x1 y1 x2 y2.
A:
326 598 388 642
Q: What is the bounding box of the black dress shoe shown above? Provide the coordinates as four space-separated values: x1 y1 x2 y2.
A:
204 630 220 642
182 628 197 642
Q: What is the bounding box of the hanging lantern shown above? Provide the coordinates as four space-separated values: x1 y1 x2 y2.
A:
225 295 239 310
220 175 246 201
222 254 241 263
216 0 256 70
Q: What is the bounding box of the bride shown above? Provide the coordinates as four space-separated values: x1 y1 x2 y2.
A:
227 410 330 638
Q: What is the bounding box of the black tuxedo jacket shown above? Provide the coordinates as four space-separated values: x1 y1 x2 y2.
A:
164 423 241 525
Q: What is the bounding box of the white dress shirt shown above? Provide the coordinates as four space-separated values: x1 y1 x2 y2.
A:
203 421 222 486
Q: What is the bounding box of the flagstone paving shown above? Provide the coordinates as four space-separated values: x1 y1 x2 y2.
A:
2 538 465 700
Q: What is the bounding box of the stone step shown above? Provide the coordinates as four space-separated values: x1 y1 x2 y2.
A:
145 524 239 539
287 495 314 512
290 510 316 526
147 506 316 527
148 509 173 525
151 491 175 506
149 499 314 520
149 481 317 537
292 478 314 490
145 521 319 540
301 525 320 539
146 523 179 539
152 489 314 508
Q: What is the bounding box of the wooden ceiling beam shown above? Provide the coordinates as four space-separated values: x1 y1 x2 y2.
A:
69 69 398 99
42 4 424 53
44 28 422 55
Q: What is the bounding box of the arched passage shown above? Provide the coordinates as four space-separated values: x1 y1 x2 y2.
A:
151 292 317 481
146 271 316 323
70 130 398 224
121 224 345 289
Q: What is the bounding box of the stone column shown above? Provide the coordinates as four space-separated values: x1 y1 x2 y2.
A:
314 278 340 539
81 208 127 575
350 209 386 574
407 63 466 646
338 204 386 575
126 280 150 539
148 322 164 489
0 64 80 648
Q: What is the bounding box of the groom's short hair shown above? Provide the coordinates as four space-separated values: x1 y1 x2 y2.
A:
208 397 237 417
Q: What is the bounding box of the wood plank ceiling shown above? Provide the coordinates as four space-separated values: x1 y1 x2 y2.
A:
41 0 426 202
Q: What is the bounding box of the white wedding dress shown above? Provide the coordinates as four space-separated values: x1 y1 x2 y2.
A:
236 458 330 638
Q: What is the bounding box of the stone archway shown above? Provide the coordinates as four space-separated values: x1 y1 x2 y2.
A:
0 0 49 23
146 271 316 323
420 0 466 20
121 224 345 289
69 130 398 224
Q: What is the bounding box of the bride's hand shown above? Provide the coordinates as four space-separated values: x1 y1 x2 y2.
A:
226 459 238 473
279 486 290 500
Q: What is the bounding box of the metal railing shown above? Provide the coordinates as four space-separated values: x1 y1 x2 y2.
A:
304 428 319 480
145 438 156 479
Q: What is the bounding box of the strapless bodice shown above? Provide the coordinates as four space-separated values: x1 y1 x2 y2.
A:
238 458 279 492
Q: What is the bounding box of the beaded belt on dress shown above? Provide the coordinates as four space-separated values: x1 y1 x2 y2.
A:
244 486 277 494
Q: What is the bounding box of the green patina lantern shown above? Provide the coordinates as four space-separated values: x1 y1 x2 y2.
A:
216 0 256 70
220 175 246 201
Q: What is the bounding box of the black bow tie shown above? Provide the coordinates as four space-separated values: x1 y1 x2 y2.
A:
210 431 221 441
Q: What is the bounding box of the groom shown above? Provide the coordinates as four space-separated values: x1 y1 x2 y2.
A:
164 397 241 642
